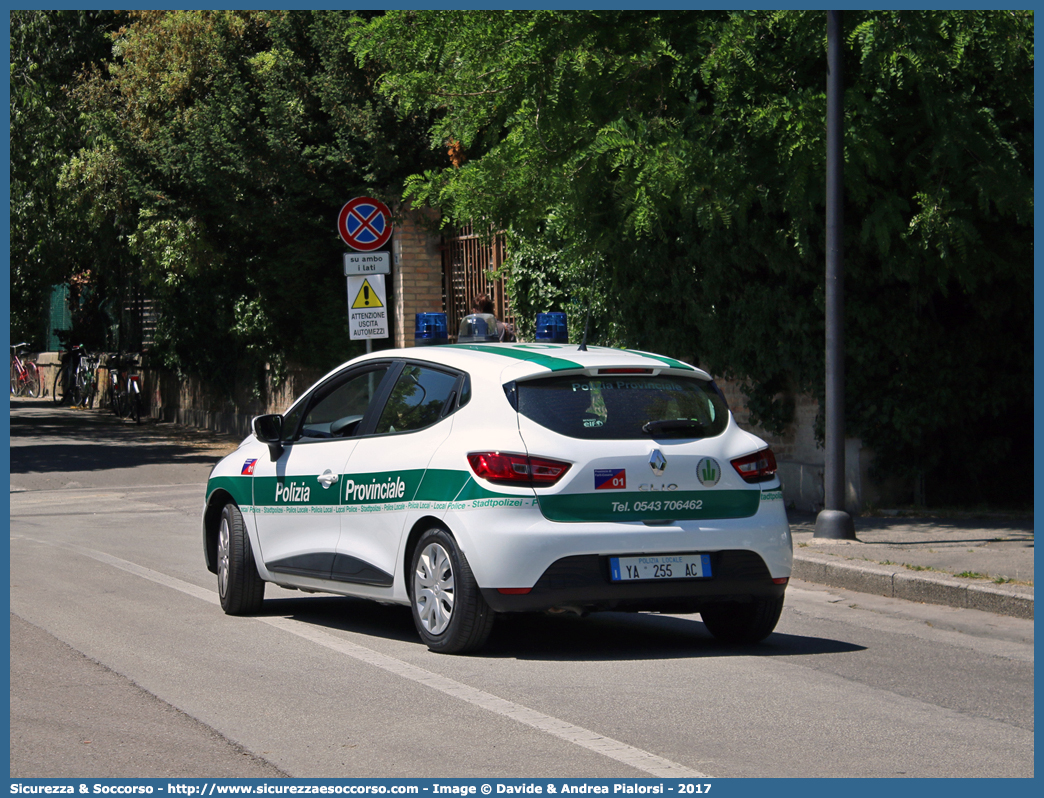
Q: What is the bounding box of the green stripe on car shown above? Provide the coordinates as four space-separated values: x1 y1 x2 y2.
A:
536 490 760 523
415 469 471 502
448 344 582 371
623 349 697 371
216 468 762 523
253 476 343 507
206 476 253 508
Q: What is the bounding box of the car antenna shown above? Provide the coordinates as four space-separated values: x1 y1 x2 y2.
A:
578 261 597 352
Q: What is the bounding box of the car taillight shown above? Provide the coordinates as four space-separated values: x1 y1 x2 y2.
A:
467 452 571 486
731 448 778 483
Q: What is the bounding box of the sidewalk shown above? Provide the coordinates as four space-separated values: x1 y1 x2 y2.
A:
788 510 1034 619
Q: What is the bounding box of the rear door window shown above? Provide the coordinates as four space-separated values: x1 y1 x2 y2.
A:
374 364 460 435
516 374 729 440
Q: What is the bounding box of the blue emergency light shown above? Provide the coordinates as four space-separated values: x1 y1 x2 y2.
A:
535 312 569 343
456 313 500 343
414 312 449 346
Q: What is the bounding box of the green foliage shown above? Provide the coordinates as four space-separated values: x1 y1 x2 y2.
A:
10 11 118 349
12 10 1031 506
355 9 1033 505
53 10 437 397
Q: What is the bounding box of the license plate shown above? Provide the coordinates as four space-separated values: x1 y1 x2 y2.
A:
609 553 712 582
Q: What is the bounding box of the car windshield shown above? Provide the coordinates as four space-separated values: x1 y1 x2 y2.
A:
516 373 729 440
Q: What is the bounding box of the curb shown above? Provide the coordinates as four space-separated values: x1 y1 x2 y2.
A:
792 550 1034 620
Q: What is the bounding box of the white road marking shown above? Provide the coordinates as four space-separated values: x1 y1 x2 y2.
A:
20 536 711 778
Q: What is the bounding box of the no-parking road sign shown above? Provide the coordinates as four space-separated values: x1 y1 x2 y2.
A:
338 196 392 252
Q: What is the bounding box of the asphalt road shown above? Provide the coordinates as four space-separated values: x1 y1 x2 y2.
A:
8 400 1035 778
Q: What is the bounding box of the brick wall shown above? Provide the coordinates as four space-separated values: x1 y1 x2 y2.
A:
391 205 444 347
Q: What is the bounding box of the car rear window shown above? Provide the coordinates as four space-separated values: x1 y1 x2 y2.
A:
516 374 729 440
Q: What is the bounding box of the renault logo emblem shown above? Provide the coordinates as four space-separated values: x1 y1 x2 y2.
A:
649 450 667 476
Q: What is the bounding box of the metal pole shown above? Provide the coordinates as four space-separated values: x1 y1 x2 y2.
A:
814 10 856 540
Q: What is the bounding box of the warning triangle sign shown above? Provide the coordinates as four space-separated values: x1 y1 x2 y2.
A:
350 278 384 309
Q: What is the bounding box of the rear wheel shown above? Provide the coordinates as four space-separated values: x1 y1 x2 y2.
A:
217 502 265 615
26 363 41 398
110 379 122 416
700 595 785 644
410 527 494 654
52 367 67 405
113 385 128 418
132 389 143 424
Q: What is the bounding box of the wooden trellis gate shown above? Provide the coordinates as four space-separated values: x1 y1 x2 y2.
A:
441 223 514 340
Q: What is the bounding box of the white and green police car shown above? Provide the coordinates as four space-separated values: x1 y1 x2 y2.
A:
202 343 792 653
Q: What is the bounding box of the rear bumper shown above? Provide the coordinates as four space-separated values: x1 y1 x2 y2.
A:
448 495 793 587
480 549 785 613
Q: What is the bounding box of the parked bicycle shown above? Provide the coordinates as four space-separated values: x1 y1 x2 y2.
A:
108 352 145 424
10 343 42 398
52 344 88 406
73 350 101 408
51 344 82 405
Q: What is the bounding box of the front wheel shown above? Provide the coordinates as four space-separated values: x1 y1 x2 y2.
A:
217 502 265 614
76 371 92 408
700 594 785 644
410 527 494 654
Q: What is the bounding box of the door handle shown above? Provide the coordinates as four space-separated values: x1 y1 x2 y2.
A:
317 470 339 489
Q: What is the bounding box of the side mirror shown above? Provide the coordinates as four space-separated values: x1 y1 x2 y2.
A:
253 414 284 460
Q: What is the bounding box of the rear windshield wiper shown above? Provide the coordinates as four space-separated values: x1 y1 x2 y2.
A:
642 419 707 437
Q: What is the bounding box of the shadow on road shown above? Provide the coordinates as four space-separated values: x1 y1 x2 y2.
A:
17 399 866 661
256 594 866 662
11 442 224 474
9 400 235 474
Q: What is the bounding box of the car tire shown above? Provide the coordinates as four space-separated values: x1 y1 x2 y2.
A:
217 502 265 615
700 595 784 644
410 527 494 654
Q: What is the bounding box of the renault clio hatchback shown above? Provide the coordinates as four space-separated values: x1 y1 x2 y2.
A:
202 343 793 653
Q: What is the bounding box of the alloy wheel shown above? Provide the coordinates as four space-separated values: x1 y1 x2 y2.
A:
413 542 455 635
217 515 231 599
